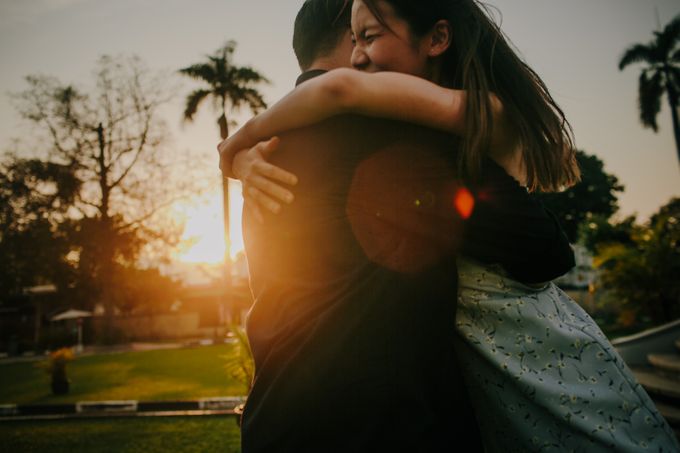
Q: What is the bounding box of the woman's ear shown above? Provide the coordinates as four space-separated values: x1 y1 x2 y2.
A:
428 20 452 57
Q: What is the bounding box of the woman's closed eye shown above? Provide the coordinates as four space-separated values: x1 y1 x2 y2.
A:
364 33 379 43
353 29 380 45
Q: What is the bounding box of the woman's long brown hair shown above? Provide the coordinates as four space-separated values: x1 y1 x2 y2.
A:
361 0 580 192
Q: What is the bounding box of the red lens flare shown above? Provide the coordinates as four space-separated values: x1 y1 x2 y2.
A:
454 188 475 219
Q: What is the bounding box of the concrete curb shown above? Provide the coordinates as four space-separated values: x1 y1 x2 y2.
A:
0 397 246 422
0 409 239 422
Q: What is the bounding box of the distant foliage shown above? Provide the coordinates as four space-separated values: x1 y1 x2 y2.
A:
594 198 680 324
2 55 197 319
0 159 78 294
537 150 624 242
578 214 636 254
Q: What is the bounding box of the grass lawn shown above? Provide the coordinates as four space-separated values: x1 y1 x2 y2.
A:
0 344 247 404
0 416 241 452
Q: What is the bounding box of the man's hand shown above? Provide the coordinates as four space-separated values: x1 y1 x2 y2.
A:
228 137 299 223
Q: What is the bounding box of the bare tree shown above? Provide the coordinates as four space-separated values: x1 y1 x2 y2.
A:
10 55 202 340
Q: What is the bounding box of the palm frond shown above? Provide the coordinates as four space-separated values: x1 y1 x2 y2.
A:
230 66 270 85
672 48 680 64
242 88 268 113
211 42 237 84
226 90 243 114
670 66 680 92
638 70 664 131
619 43 656 70
182 89 211 122
178 40 268 129
217 41 237 61
229 87 267 114
209 55 228 85
227 85 268 113
177 63 216 83
658 14 680 53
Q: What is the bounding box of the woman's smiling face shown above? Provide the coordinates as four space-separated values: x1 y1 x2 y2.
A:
350 0 432 78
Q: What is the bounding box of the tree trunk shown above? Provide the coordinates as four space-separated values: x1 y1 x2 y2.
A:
218 114 228 141
666 84 680 166
218 113 232 333
96 123 117 343
33 298 42 350
98 217 117 343
96 123 110 219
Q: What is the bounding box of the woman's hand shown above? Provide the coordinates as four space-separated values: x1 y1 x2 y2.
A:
216 70 355 179
218 120 258 179
231 137 299 223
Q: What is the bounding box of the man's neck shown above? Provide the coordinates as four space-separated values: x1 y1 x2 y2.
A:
296 67 329 86
306 63 335 72
296 58 347 86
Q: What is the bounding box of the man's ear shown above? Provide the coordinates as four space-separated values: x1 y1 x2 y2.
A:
427 20 452 57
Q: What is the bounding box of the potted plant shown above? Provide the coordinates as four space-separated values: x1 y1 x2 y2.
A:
44 347 74 395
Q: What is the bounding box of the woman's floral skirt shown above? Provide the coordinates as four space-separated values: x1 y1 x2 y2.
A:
454 257 679 452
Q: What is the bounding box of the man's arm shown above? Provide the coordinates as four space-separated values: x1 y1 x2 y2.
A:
461 159 575 283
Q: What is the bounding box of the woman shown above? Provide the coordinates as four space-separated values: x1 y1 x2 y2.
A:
220 0 680 450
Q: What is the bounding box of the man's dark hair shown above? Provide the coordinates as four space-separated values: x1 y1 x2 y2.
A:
293 0 351 70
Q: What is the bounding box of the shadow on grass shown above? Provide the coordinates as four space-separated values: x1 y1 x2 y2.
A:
0 416 241 453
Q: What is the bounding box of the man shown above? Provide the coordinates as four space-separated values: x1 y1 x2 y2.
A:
229 1 574 451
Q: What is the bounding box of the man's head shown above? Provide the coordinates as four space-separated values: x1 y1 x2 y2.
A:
293 0 353 71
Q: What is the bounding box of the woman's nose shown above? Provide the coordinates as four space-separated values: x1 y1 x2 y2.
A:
351 46 369 70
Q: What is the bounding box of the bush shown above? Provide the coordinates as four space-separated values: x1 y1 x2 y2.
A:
221 325 253 392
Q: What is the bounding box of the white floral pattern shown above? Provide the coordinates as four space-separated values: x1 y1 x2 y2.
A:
454 258 680 452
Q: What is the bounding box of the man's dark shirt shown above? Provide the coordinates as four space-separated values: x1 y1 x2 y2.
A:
240 70 574 452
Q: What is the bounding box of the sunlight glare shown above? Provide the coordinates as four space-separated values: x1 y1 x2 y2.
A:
175 181 244 263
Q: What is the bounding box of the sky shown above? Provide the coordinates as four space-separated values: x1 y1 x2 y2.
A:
1 0 679 264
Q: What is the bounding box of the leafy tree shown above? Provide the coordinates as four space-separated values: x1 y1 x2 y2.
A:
178 41 269 285
650 196 680 225
595 197 680 324
537 150 624 242
577 213 636 254
0 158 79 295
619 14 680 164
8 56 199 338
115 267 183 315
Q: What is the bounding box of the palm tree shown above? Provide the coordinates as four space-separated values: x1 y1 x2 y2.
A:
619 15 680 165
179 41 268 297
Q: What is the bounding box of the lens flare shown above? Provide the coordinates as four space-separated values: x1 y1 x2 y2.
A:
454 188 475 219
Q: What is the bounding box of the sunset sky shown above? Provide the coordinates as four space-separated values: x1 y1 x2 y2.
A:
1 0 678 265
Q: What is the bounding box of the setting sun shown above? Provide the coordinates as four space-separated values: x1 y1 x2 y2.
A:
175 181 245 264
